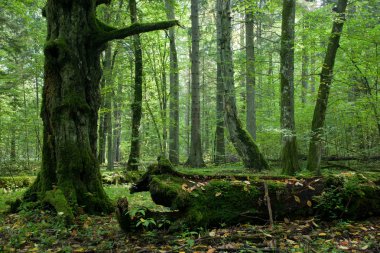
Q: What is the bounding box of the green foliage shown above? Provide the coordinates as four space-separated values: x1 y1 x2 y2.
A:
314 174 380 219
0 176 35 190
0 188 25 212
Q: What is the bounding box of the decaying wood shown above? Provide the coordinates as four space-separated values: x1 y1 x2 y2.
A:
120 159 380 230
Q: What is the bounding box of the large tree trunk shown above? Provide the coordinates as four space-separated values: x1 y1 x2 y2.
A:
307 0 348 175
280 0 300 175
186 0 205 167
217 0 268 171
165 0 180 165
245 10 256 140
127 0 143 171
23 0 178 214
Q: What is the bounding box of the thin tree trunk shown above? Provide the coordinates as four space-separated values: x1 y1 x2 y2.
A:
113 77 122 162
217 0 268 170
307 0 348 175
267 48 274 117
245 10 256 140
23 81 30 169
301 20 309 105
280 0 300 175
103 45 115 170
186 0 205 167
161 68 168 156
165 0 180 165
310 49 316 93
34 74 41 160
98 77 107 164
186 56 191 157
10 96 16 162
214 49 226 165
127 0 143 171
214 16 226 165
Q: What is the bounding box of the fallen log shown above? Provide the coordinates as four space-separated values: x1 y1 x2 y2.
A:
269 155 380 162
118 158 380 230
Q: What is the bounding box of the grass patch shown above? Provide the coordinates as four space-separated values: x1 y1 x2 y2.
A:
0 185 168 213
0 188 25 212
176 163 283 177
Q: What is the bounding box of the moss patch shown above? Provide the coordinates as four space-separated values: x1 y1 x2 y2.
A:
149 175 190 210
43 189 74 224
183 180 261 227
0 176 36 189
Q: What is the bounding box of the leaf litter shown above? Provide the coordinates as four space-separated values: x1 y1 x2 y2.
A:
1 209 379 252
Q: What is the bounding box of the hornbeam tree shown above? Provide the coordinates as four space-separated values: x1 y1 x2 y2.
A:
307 0 348 175
23 0 178 214
217 0 268 170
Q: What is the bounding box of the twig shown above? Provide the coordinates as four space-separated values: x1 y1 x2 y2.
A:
264 181 274 230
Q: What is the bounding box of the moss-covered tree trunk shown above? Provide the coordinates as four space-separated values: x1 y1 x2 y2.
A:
127 0 143 171
307 0 348 175
217 0 268 171
24 0 178 214
280 0 300 175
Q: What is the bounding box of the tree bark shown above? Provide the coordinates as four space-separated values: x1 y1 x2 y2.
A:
104 45 114 170
213 0 226 165
301 20 309 105
127 0 143 171
217 0 268 170
245 10 256 140
10 97 17 162
23 0 178 214
307 0 348 175
98 77 106 164
280 0 300 175
186 0 205 167
165 0 180 165
113 77 122 162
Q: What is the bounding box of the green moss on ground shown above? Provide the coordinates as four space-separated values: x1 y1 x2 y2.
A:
43 189 74 224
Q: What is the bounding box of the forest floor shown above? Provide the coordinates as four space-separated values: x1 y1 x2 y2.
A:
1 162 380 252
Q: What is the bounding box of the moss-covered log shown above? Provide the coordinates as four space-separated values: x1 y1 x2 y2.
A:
129 163 380 229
